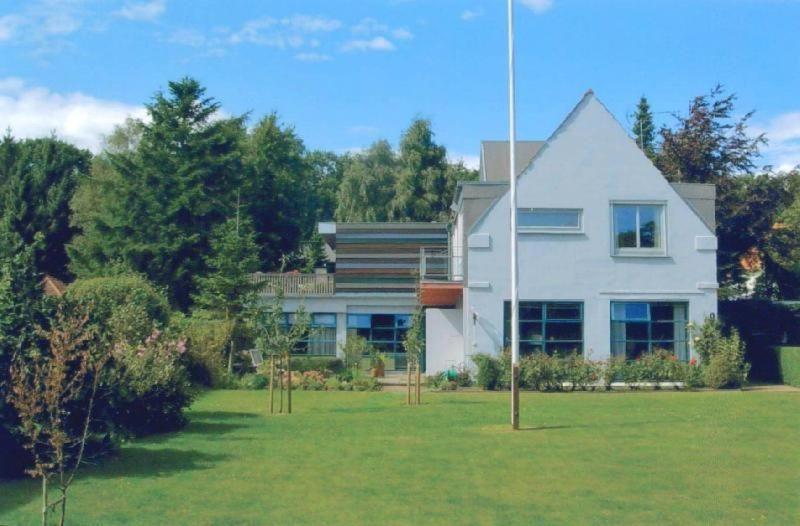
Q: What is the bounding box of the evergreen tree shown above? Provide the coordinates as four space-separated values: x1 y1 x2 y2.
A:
306 150 345 222
335 140 398 222
632 96 656 159
244 114 315 269
68 78 246 309
193 214 260 371
0 134 91 279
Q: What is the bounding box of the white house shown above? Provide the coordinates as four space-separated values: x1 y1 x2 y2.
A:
260 91 718 374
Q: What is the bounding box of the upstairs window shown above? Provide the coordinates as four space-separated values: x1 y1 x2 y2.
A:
612 203 665 255
518 208 582 233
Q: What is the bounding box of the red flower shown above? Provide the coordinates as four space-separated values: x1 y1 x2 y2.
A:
690 358 697 366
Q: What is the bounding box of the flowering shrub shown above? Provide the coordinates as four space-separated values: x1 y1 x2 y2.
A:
692 317 750 388
106 329 194 436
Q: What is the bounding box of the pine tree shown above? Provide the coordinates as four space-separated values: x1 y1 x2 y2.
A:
193 213 261 372
632 96 656 159
68 78 246 309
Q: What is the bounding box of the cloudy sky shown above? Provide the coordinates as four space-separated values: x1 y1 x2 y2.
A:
1 0 798 171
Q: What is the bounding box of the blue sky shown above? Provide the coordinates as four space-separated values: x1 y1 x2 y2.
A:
1 0 799 170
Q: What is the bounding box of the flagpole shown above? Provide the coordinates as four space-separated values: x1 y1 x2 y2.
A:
507 0 520 430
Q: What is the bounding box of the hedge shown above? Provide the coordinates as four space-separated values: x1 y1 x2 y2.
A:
775 347 800 387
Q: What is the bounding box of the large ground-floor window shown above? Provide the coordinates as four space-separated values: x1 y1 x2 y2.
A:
346 313 411 354
504 301 584 356
283 313 337 356
611 302 689 360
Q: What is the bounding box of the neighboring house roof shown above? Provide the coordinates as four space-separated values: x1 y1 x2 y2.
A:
41 275 67 297
479 140 545 182
669 182 716 231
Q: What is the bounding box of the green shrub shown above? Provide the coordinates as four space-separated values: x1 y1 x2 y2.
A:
455 369 472 387
775 347 800 387
67 274 170 343
324 377 342 391
352 377 382 391
292 357 345 375
176 314 234 387
473 354 501 390
238 373 268 390
694 317 750 389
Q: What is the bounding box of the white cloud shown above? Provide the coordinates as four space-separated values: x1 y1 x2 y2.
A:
449 154 480 170
520 0 554 14
227 15 340 48
295 52 331 62
342 36 395 52
753 111 800 172
284 14 341 33
461 9 484 21
351 17 388 35
0 78 147 153
116 1 166 22
392 28 414 40
0 15 23 41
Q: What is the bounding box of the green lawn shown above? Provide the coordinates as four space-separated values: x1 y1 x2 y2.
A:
1 389 798 525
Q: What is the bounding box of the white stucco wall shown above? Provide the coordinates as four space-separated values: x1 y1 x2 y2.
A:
425 308 464 373
463 94 718 361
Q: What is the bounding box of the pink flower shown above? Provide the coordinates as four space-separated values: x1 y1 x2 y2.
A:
176 339 187 354
690 358 697 366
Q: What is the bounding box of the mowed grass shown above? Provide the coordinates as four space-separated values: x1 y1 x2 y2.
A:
1 389 798 525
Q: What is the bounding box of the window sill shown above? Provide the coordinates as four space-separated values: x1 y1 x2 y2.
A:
518 228 584 235
612 251 669 259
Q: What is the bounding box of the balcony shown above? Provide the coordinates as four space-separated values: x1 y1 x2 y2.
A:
419 248 463 307
253 272 335 297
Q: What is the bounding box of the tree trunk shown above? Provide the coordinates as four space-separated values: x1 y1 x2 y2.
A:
286 352 292 414
279 357 284 414
406 361 412 405
416 360 422 405
59 488 66 526
227 337 235 374
269 354 275 414
41 476 48 526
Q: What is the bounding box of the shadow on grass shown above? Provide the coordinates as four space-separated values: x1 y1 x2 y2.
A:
86 447 230 479
516 418 687 432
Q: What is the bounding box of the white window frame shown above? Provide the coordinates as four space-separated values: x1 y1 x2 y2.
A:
610 201 667 257
517 208 583 234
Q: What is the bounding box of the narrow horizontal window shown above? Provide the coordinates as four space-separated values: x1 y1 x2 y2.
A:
518 208 582 232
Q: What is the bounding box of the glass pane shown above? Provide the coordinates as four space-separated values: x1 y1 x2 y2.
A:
547 342 582 356
372 342 393 352
614 205 638 248
624 303 649 321
313 313 336 327
639 205 661 248
546 303 581 320
611 338 626 357
356 328 371 340
372 329 395 341
652 342 674 353
625 322 649 340
395 315 412 328
520 342 543 355
626 341 649 360
347 314 371 328
395 328 408 341
651 322 675 341
650 304 674 321
518 209 581 228
372 314 395 328
546 322 582 341
519 303 543 321
519 321 543 341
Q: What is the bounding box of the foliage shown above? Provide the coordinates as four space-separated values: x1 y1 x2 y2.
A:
402 308 425 365
244 113 316 268
174 313 234 387
7 302 107 525
473 353 502 390
66 274 171 344
692 316 750 388
306 150 345 222
473 350 710 391
288 357 344 375
68 77 246 309
252 294 310 360
774 347 800 387
237 373 268 390
107 329 194 436
631 96 656 159
340 334 371 371
335 140 398 222
762 171 800 297
0 134 92 279
0 232 48 477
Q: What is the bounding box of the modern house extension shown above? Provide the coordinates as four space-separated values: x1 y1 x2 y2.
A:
259 91 718 373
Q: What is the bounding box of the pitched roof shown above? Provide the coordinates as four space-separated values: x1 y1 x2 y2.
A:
41 275 67 297
479 141 545 182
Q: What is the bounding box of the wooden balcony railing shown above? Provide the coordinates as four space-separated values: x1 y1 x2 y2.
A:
252 272 335 297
